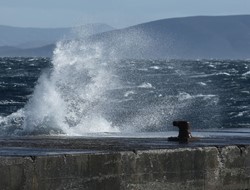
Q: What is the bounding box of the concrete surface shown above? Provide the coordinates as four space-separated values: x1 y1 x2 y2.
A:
0 130 250 190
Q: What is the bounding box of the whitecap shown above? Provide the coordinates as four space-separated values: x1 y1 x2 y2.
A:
167 66 174 69
178 92 193 100
190 74 214 78
124 90 136 97
150 66 160 70
0 100 22 105
242 71 250 76
138 82 153 88
208 64 216 68
216 72 231 76
231 111 248 118
241 91 250 94
197 82 207 86
191 72 230 78
178 92 217 101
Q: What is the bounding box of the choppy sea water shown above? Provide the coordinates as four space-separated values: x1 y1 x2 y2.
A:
0 56 249 136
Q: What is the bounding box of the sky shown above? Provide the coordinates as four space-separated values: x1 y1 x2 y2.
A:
0 0 250 28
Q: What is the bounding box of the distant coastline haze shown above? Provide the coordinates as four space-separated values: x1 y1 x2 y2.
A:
1 15 250 59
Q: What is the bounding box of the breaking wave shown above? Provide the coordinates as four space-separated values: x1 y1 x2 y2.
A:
0 29 161 136
0 40 121 135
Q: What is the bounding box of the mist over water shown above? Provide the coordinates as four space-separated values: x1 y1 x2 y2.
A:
0 30 161 135
22 41 122 135
0 30 250 136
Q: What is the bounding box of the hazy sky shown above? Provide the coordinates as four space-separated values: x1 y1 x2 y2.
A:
1 0 250 28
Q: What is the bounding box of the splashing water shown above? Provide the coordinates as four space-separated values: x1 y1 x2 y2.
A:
0 29 227 136
0 40 121 135
0 28 163 136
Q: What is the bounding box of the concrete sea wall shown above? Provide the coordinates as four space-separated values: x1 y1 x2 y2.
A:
0 145 250 190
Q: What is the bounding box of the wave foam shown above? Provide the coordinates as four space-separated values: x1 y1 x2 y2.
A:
0 40 120 136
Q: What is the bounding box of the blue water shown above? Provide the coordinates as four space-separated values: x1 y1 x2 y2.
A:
0 57 249 135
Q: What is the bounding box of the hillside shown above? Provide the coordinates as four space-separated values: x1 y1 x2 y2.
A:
1 15 250 59
0 23 114 48
90 15 250 59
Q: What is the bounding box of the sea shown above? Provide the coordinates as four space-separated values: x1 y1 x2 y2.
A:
0 42 250 136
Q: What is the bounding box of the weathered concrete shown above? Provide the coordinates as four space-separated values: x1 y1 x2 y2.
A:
0 131 250 190
0 144 250 189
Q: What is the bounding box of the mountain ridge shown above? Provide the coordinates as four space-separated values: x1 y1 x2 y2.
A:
1 15 250 59
0 23 114 48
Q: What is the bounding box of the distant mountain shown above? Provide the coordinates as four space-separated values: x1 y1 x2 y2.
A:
1 15 250 59
0 23 114 48
89 15 250 59
0 44 56 57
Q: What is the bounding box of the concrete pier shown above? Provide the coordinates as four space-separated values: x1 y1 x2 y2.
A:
0 130 250 190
